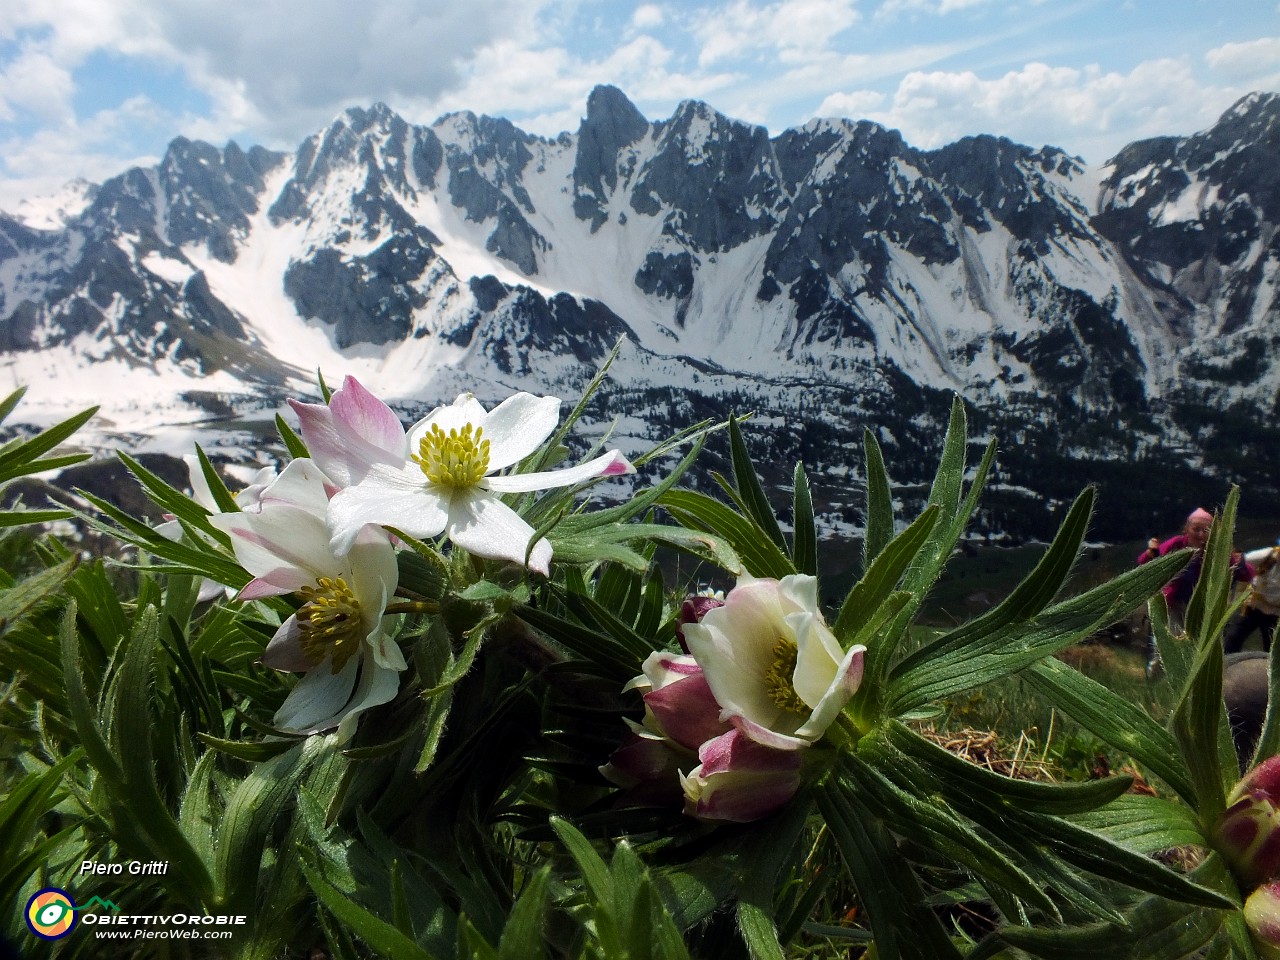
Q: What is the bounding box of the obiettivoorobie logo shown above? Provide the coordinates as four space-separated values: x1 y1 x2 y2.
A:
25 888 77 940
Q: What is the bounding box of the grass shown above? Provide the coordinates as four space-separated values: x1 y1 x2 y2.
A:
934 640 1157 787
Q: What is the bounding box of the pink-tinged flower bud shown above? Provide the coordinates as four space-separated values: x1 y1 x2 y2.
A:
1245 881 1280 959
679 729 803 823
676 595 725 652
1215 756 1280 889
600 732 686 807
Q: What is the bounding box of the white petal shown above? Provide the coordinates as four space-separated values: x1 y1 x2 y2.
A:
365 626 407 672
345 533 399 630
333 660 403 742
196 577 226 603
212 505 338 583
778 574 821 616
485 449 635 493
327 463 448 555
478 393 561 470
682 592 786 732
788 611 843 708
274 655 360 733
407 394 489 445
257 458 332 515
794 644 865 741
445 489 552 574
184 454 216 511
289 378 406 488
261 616 313 672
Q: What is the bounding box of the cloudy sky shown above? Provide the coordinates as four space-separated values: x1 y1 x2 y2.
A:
1 0 1278 211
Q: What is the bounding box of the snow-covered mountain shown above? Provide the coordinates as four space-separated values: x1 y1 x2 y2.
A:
2 86 1278 540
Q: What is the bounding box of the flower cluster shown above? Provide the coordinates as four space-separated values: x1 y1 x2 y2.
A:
187 376 633 739
607 574 865 822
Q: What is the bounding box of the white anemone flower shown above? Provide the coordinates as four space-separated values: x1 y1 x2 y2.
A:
212 460 404 741
157 454 277 601
327 392 634 575
681 573 866 751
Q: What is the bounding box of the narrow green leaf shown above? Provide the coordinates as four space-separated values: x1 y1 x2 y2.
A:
737 900 786 960
1024 658 1196 804
0 404 97 484
498 867 549 960
861 427 894 568
728 415 788 551
876 721 1133 815
277 412 310 459
109 608 217 901
217 737 326 914
841 752 1058 916
0 508 74 528
0 555 76 636
0 385 26 424
516 604 637 680
791 462 817 577
660 489 795 579
834 504 939 642
550 816 613 906
1066 794 1207 855
302 861 439 960
816 776 963 960
1252 634 1280 765
196 445 240 514
889 548 1188 714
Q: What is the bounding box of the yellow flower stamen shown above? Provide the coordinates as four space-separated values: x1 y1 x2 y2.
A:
763 637 808 715
297 576 364 673
412 422 491 488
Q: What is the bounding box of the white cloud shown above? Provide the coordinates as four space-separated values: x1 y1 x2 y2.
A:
815 88 886 119
863 57 1252 161
0 95 168 209
0 44 75 125
1205 37 1280 80
631 4 666 28
694 0 861 67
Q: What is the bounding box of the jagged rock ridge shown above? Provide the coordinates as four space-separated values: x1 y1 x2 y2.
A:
2 86 1279 540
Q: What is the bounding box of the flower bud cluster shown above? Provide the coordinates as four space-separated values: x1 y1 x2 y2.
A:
605 575 865 823
1216 757 1280 890
1215 757 1280 954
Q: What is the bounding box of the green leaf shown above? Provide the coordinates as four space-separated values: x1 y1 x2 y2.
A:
550 817 623 957
738 900 786 960
1066 794 1207 856
0 403 97 485
727 415 788 551
835 504 939 640
861 427 894 568
875 721 1134 815
0 555 75 636
276 412 310 459
498 867 549 960
1171 486 1243 819
0 507 74 528
1024 657 1196 804
791 462 817 577
217 737 329 914
840 752 1058 916
302 861 439 960
660 489 795 579
888 546 1189 714
196 445 240 514
0 385 26 424
816 776 963 960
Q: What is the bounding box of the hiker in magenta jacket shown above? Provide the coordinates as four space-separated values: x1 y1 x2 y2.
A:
1138 507 1254 634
